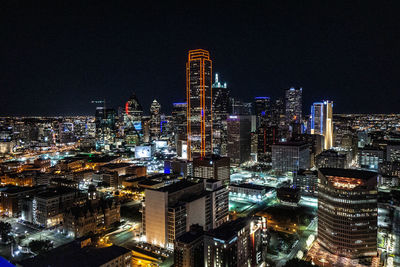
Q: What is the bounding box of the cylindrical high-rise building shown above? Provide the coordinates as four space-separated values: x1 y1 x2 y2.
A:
186 49 213 160
318 168 378 259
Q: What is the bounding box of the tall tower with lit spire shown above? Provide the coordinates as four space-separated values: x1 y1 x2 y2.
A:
212 73 229 156
186 49 213 160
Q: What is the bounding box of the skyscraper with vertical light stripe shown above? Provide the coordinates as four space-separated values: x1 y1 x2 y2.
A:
310 100 333 149
186 49 213 160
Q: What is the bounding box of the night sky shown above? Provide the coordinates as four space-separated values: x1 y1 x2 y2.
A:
1 1 400 116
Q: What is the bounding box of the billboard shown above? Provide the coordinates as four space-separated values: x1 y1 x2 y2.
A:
155 140 168 149
135 146 152 158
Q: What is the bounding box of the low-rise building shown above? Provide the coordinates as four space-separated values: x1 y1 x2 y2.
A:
0 186 37 217
293 169 318 196
63 198 120 238
33 187 86 228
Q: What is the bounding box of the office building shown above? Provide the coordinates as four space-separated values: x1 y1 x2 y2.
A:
271 97 285 128
0 186 37 217
33 187 86 228
285 87 302 124
315 149 349 169
204 218 251 267
257 125 280 161
174 225 204 267
318 168 378 258
95 107 117 149
358 146 384 170
212 73 230 156
193 155 230 185
271 142 310 172
379 161 400 177
230 98 252 116
310 100 334 149
291 133 324 167
124 93 143 145
186 49 213 160
172 102 187 156
254 97 271 127
143 179 228 248
149 99 161 140
293 169 318 196
386 143 400 162
227 115 252 164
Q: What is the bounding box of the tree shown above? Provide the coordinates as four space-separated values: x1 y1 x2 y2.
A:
0 221 12 243
284 258 314 267
28 239 53 254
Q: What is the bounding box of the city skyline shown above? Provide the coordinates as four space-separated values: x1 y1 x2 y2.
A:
2 2 400 116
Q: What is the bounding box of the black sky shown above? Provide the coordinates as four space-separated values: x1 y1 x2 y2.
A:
1 1 400 116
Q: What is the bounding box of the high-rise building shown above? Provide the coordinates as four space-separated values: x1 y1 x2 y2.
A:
149 99 161 140
310 100 333 149
257 125 280 162
230 98 253 116
254 97 271 127
143 178 228 248
212 73 230 156
227 115 252 164
95 107 117 149
124 93 143 126
124 93 143 145
172 102 187 157
193 155 230 185
272 97 285 128
285 87 302 124
318 168 378 258
186 49 213 160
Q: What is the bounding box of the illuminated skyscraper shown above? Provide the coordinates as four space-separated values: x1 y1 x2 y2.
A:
212 73 229 155
149 99 161 140
285 87 302 123
186 49 212 160
172 102 187 157
254 97 271 127
318 168 377 258
310 100 333 149
124 93 143 145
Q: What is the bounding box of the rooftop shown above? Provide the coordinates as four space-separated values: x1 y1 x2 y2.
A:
176 226 204 244
319 168 378 180
272 141 308 147
230 183 268 191
206 218 249 242
101 163 132 169
156 180 198 193
35 187 79 199
138 180 163 186
1 186 36 194
19 243 130 267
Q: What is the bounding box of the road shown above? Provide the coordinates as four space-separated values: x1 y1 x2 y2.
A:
275 218 318 267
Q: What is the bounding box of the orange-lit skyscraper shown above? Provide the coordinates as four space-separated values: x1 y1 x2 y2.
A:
186 49 213 160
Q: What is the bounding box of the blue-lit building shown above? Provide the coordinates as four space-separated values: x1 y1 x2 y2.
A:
310 100 333 150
